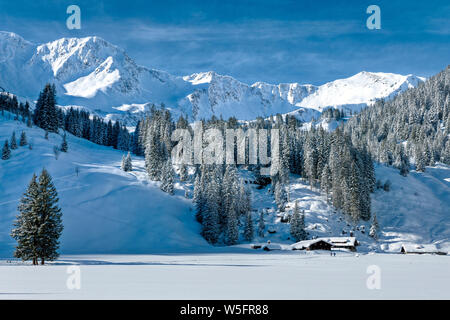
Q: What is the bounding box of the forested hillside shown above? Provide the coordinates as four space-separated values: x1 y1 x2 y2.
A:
345 66 450 172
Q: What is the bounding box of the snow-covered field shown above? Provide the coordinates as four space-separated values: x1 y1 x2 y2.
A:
0 253 449 299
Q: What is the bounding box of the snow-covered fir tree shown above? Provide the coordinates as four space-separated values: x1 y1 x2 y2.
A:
2 140 11 160
33 84 59 133
60 133 68 152
19 131 27 146
121 152 133 172
11 169 63 265
290 201 307 242
243 211 254 242
179 164 188 182
369 212 380 240
10 131 17 150
274 181 287 212
257 210 265 238
193 170 205 223
10 174 40 264
225 202 239 245
160 158 175 195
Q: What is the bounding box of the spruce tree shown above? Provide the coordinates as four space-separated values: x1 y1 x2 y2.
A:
369 212 380 240
33 84 59 133
35 169 63 264
19 131 27 146
179 164 188 182
160 158 174 195
257 210 265 238
11 174 40 264
11 170 63 265
243 211 254 242
2 140 11 160
274 181 287 212
121 152 132 172
226 202 239 245
290 201 307 242
60 133 68 152
202 167 220 244
10 131 18 150
193 172 205 223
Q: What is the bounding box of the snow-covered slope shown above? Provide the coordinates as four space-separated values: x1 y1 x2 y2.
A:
372 164 450 253
0 112 209 257
0 31 424 123
243 164 450 253
297 71 425 113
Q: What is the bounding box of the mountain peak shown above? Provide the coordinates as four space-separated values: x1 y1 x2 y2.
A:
0 31 425 123
0 31 33 63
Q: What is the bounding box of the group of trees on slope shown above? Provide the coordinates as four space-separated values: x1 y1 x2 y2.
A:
1 84 132 152
345 66 450 172
3 65 449 256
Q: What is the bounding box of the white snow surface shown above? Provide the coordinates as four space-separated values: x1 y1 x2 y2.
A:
0 253 449 299
0 113 209 257
0 31 424 124
297 71 425 112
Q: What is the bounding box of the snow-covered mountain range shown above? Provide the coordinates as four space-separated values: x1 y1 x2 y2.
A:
0 31 425 123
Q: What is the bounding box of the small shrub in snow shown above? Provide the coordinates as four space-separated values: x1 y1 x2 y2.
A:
53 146 60 160
383 180 391 192
121 152 132 172
10 132 17 150
2 140 11 160
19 131 27 146
60 133 68 152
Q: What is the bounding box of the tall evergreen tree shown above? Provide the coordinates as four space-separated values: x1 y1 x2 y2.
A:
243 212 254 242
179 164 188 182
11 174 40 265
160 158 174 195
193 171 206 223
290 201 307 242
257 210 265 238
35 169 63 264
33 84 59 133
225 201 239 245
274 181 287 212
11 169 63 265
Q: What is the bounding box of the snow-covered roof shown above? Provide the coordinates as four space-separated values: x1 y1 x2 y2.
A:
291 239 329 250
262 243 282 251
291 237 357 250
327 237 357 247
401 243 440 253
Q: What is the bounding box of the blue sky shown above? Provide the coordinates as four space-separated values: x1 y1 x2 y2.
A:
0 0 448 85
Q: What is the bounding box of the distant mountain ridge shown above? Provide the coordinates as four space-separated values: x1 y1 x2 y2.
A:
0 31 425 123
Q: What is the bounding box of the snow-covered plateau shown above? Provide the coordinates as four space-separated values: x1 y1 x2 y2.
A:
0 253 449 299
